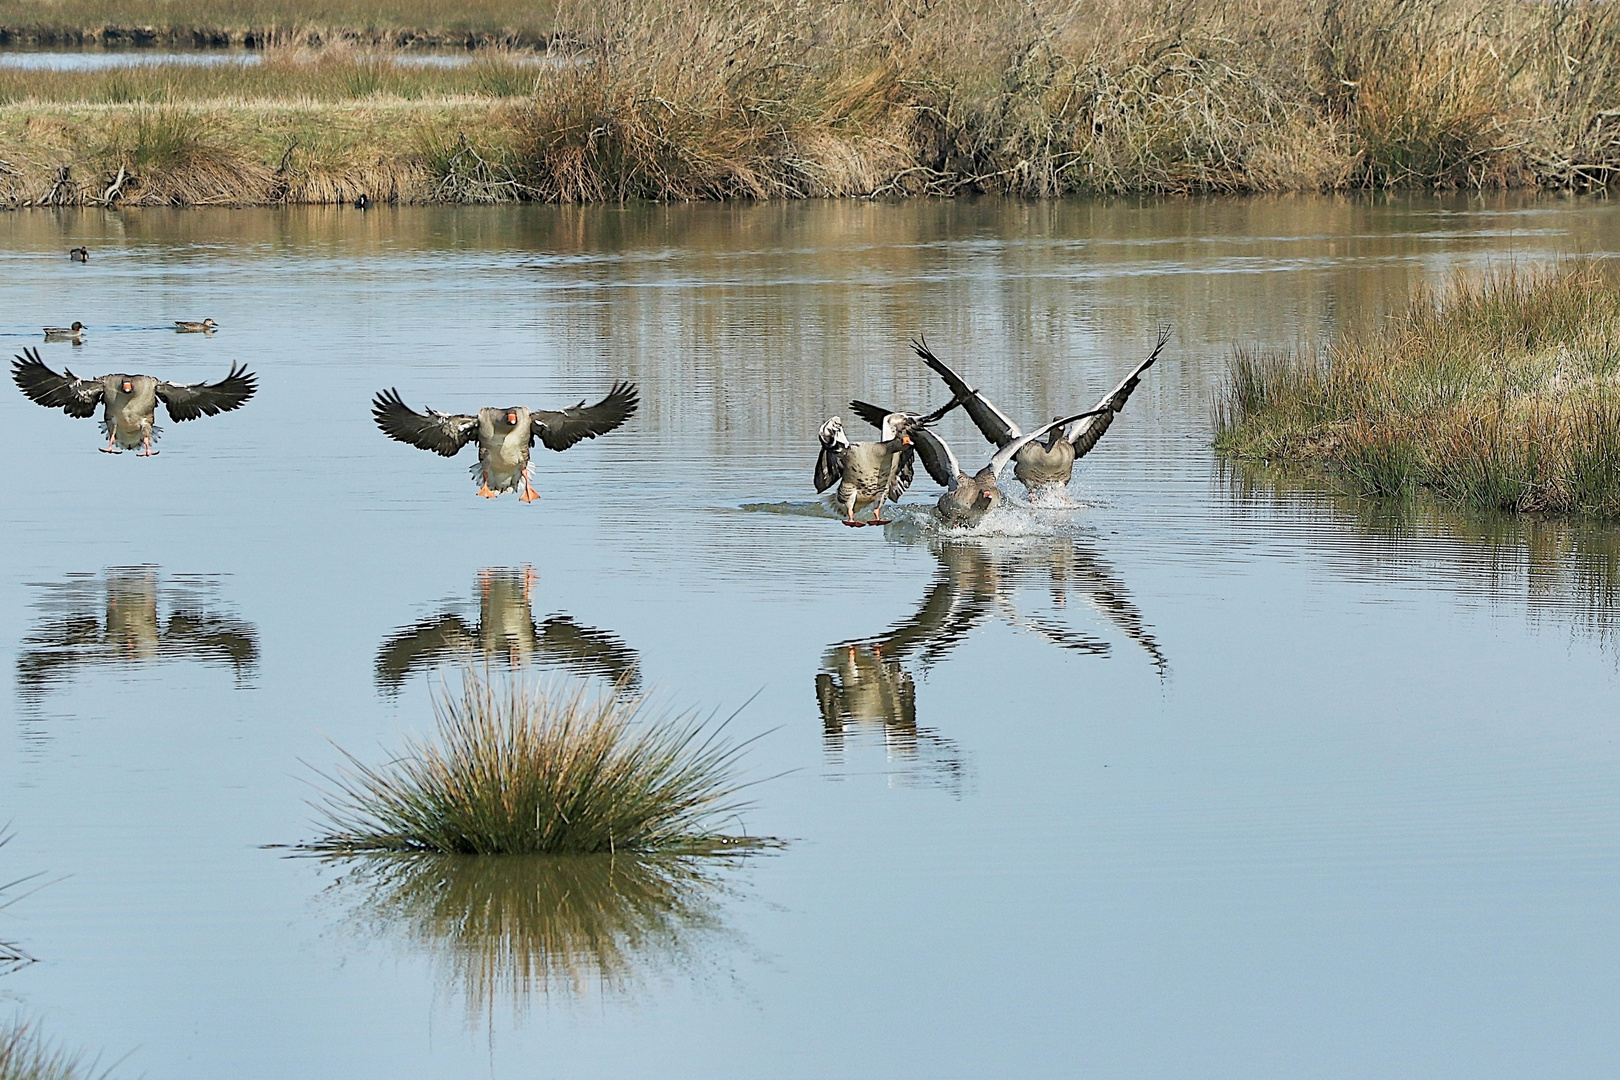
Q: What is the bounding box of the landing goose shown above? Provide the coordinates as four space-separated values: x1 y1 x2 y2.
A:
12 348 257 455
909 328 1169 498
372 382 638 501
815 399 957 526
851 399 1104 526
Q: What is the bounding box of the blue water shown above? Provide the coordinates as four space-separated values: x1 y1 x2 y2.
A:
2 196 1619 1078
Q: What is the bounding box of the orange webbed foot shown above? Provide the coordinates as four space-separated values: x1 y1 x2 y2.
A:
519 488 541 503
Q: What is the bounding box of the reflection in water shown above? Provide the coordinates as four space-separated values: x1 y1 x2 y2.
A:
376 568 640 695
1223 464 1620 648
328 853 737 1019
818 536 1166 785
16 567 258 705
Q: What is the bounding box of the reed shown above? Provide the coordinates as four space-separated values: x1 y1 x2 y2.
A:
304 670 759 855
6 0 1620 204
0 1020 108 1080
1215 261 1620 518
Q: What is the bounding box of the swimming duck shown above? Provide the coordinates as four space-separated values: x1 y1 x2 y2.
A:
175 319 218 333
815 398 958 527
372 382 639 501
850 400 1103 527
68 247 89 262
43 322 84 343
909 329 1169 500
11 348 258 456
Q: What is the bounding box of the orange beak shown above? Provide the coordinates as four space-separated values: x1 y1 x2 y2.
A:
121 381 132 392
901 434 913 446
506 412 517 424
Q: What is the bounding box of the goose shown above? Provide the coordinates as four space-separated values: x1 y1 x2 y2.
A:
815 398 958 527
175 319 218 333
850 399 1104 527
908 328 1169 500
43 322 84 343
372 381 638 501
12 348 257 456
69 247 89 262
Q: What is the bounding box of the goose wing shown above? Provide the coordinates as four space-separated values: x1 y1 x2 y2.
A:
530 381 638 451
375 613 476 693
536 615 642 691
815 416 848 493
988 406 1108 479
911 427 962 490
156 363 257 422
912 337 1022 447
12 348 104 417
1064 326 1170 456
372 389 478 456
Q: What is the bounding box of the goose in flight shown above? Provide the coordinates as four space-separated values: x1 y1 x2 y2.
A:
850 398 1103 527
12 348 257 455
815 398 957 526
909 328 1169 499
372 382 638 501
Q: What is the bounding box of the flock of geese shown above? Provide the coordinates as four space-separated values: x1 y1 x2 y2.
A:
817 328 1170 526
15 244 1167 522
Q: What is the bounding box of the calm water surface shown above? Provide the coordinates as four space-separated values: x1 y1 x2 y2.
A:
2 195 1620 1077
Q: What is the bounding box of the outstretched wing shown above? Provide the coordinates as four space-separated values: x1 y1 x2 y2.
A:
988 406 1107 480
12 348 104 417
156 363 257 422
372 388 478 456
815 417 847 493
1064 326 1170 457
910 427 962 489
531 381 638 452
912 337 1021 447
375 613 477 693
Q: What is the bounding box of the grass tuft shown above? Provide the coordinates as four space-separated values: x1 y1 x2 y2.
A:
303 669 760 855
0 1019 110 1080
1216 261 1620 518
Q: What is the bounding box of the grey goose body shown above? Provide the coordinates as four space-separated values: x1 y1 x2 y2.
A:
372 382 639 501
815 398 959 526
12 348 257 455
909 329 1169 498
851 398 1105 527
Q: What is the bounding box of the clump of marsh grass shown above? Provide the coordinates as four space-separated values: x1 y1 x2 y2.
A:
1216 261 1620 517
0 1019 114 1080
304 670 761 855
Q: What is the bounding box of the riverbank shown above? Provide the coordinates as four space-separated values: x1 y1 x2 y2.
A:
1216 263 1620 519
3 0 1620 205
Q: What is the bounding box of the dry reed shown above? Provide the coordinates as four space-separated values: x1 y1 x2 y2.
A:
1216 261 1620 517
303 669 760 855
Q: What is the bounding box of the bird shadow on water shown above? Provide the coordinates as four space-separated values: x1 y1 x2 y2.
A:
375 566 640 698
1223 462 1620 652
814 526 1168 792
315 850 756 1024
14 566 258 737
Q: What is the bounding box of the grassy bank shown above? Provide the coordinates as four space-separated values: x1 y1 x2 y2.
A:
4 0 1620 204
1216 262 1620 518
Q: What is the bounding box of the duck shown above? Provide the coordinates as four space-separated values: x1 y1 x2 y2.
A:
11 348 258 456
372 382 639 501
815 398 958 526
850 398 1104 527
175 319 218 333
43 322 84 343
355 193 371 210
908 328 1169 500
68 247 89 262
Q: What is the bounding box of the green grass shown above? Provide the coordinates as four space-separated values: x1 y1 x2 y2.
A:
331 850 734 1007
303 669 761 855
1216 261 1620 518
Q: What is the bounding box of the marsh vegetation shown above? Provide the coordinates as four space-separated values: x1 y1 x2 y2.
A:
1216 262 1620 518
305 670 758 856
6 0 1620 204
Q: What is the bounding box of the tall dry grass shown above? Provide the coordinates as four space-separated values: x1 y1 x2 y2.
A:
1216 261 1620 517
0 1020 112 1080
5 0 1620 204
303 669 760 855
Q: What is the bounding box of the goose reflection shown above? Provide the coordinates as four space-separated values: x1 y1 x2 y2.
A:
376 567 640 695
327 852 736 1017
817 537 1166 779
17 567 258 704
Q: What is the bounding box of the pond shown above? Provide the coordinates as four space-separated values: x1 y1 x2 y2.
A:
2 194 1619 1078
0 49 542 70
